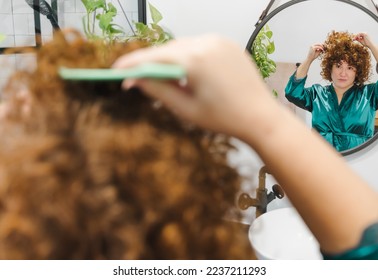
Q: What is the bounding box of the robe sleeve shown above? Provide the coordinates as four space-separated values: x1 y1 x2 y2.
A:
322 222 378 260
373 80 378 110
285 72 314 112
364 80 378 110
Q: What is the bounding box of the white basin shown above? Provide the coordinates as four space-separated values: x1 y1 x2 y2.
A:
249 207 322 260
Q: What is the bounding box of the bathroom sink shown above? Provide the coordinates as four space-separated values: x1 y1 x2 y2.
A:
249 207 322 260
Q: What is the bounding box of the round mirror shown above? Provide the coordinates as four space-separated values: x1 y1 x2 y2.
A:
246 0 378 156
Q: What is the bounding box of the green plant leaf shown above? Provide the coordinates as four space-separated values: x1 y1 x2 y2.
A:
98 12 115 31
108 3 117 14
109 24 124 34
267 42 275 54
150 23 164 34
135 22 150 38
81 0 106 13
266 31 273 39
149 3 163 24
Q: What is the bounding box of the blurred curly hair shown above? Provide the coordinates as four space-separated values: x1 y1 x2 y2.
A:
0 30 253 260
321 30 371 86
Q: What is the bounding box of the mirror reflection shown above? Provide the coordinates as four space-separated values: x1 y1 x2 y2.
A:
249 0 378 154
285 30 378 152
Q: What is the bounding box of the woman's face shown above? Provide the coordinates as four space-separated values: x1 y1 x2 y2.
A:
331 60 356 91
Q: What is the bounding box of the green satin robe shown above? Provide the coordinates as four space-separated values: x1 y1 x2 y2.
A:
285 73 378 152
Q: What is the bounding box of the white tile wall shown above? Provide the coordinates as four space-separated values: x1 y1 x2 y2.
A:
0 14 15 43
0 0 141 96
0 1 12 13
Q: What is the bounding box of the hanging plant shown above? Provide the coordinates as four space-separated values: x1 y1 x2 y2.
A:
251 25 277 96
251 25 276 79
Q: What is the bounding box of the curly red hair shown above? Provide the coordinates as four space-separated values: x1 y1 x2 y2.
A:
321 30 371 86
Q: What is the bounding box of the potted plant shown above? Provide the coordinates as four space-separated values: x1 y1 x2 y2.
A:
81 0 172 45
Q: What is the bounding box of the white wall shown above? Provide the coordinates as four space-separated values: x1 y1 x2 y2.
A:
147 0 268 47
147 0 378 46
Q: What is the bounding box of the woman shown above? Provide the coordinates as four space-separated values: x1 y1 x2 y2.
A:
285 31 378 152
113 34 378 259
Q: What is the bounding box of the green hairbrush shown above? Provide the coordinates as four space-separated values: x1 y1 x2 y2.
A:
58 63 186 82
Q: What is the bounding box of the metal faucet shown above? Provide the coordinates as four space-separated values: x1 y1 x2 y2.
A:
238 165 284 218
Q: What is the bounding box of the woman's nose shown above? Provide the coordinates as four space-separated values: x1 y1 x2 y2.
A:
340 68 347 75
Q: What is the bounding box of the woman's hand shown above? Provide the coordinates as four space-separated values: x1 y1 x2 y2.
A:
307 43 324 61
294 43 324 79
113 35 275 139
354 32 373 48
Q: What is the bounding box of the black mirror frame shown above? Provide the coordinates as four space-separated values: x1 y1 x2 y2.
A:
245 0 378 157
